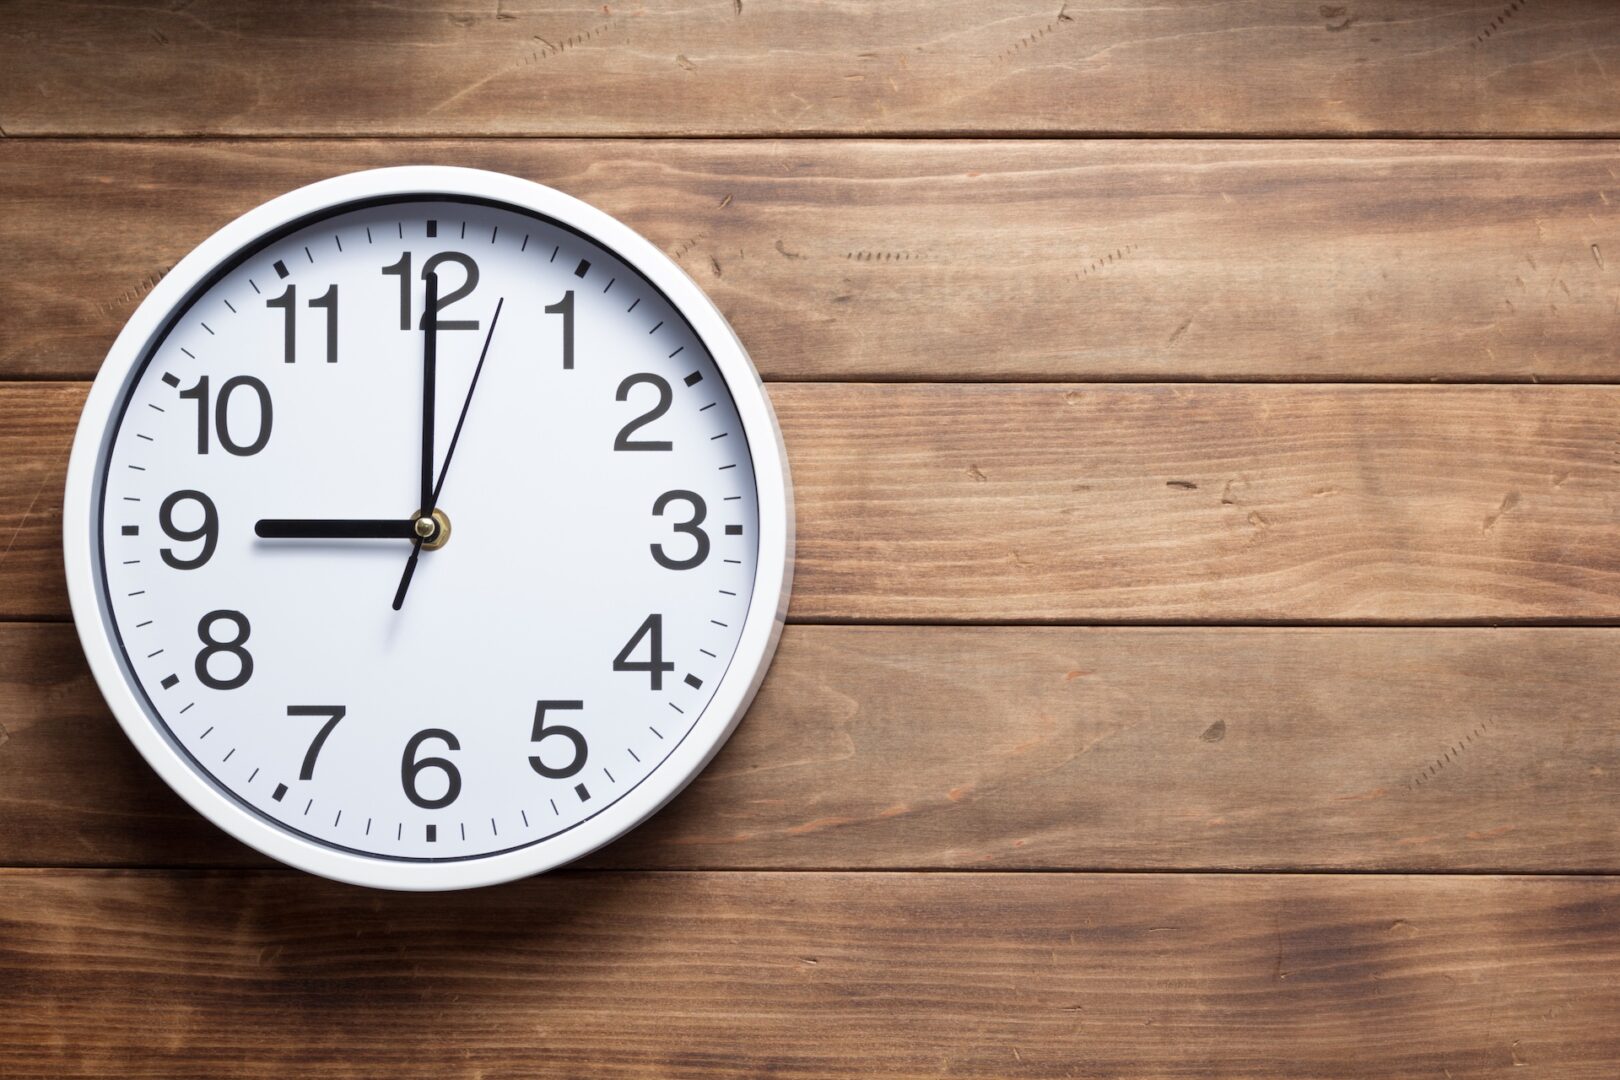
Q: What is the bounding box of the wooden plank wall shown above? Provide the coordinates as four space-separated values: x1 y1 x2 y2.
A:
2 3 1619 1076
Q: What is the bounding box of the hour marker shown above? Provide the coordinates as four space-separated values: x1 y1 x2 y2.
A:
726 524 743 536
272 783 288 802
426 823 437 842
685 673 703 689
273 259 289 278
427 219 438 237
574 259 590 278
160 673 179 689
683 371 703 386
575 783 591 802
121 525 139 536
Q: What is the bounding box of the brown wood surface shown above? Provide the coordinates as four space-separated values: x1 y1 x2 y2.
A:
1 869 1617 1078
6 382 1619 623
5 1 1620 137
6 139 1620 383
4 622 1618 872
7 4 1620 1074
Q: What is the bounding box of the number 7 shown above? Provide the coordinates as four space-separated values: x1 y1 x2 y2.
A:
287 705 346 780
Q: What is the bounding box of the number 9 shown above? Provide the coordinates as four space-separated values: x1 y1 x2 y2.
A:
159 490 219 570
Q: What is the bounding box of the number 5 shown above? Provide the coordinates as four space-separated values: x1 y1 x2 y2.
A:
529 700 588 779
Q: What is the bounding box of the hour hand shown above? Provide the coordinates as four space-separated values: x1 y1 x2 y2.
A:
256 518 419 540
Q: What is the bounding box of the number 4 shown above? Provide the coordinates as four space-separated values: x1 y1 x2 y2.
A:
613 614 674 690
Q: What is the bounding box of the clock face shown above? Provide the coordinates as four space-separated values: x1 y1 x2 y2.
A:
65 169 791 890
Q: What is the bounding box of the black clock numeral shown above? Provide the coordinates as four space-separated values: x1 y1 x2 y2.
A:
287 705 345 780
382 251 481 331
195 610 253 690
401 728 461 809
178 375 272 456
528 700 588 779
158 489 218 570
614 373 673 451
266 284 338 363
614 614 674 690
651 490 709 570
544 290 574 369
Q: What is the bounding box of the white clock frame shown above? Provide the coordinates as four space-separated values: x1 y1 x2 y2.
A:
62 166 794 890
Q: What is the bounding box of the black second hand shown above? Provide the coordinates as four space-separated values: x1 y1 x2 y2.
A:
392 296 506 612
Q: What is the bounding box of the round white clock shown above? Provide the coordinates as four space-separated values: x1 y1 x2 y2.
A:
64 166 792 890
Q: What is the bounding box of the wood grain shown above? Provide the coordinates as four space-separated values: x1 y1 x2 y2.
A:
4 2 1620 137
6 139 1620 383
5 622 1619 872
1 869 1617 1077
8 382 1619 623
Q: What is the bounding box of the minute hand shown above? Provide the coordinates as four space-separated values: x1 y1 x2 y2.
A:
391 296 505 612
257 519 418 540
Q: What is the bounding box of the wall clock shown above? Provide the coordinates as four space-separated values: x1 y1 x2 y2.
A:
64 166 793 890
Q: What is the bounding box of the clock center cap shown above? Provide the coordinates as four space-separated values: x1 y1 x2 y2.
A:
412 508 452 550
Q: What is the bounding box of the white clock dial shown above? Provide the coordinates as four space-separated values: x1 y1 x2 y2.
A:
65 168 792 890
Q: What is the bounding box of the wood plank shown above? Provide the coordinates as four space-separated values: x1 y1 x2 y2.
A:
6 622 1620 872
6 139 1620 383
4 2 1620 136
1 869 1617 1077
7 382 1619 622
